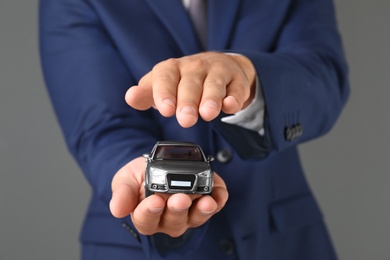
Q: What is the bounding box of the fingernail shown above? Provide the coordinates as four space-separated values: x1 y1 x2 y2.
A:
149 207 164 213
180 106 197 116
172 207 188 213
202 100 218 109
163 98 175 107
200 209 216 215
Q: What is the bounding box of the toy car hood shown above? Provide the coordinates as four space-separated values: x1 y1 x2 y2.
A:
150 161 211 173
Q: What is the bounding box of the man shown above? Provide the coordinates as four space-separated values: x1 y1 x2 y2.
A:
39 0 349 259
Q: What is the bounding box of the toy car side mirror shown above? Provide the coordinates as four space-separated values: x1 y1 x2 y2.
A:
207 155 214 162
143 153 150 159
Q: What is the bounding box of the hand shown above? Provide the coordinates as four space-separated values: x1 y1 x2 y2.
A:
125 52 256 128
109 157 229 237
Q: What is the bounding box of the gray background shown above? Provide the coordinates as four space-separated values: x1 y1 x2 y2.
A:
0 0 389 259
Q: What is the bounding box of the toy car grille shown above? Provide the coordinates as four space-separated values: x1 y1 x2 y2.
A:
167 174 195 190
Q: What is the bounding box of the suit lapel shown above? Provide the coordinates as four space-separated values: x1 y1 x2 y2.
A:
208 0 241 50
145 0 241 53
145 0 200 54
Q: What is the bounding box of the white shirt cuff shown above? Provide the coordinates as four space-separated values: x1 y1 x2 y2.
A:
221 76 265 136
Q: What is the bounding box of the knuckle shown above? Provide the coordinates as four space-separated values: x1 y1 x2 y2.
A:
155 74 177 85
212 61 227 73
152 59 179 79
190 58 207 71
230 80 250 99
233 70 248 83
239 82 251 97
180 77 203 90
164 58 179 67
205 78 226 90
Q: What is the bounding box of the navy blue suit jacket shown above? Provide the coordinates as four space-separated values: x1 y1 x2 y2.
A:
40 0 349 259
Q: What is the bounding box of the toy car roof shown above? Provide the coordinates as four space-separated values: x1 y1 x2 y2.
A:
155 141 200 146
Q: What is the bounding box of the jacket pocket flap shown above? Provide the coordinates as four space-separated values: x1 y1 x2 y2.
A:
270 194 323 233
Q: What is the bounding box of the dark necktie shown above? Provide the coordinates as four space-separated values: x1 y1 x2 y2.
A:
188 0 208 48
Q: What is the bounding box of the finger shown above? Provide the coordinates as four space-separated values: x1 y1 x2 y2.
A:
187 195 218 228
160 193 193 237
131 194 166 235
175 66 206 128
198 65 229 121
187 172 229 228
222 95 242 115
210 173 229 211
151 59 180 117
211 187 229 213
222 54 256 114
222 76 250 114
175 79 201 128
125 72 155 110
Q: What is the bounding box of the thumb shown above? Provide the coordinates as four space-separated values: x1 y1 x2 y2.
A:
125 72 154 110
110 183 139 218
110 158 145 218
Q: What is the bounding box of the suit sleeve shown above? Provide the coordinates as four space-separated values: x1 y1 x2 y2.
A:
39 0 207 256
39 0 159 204
212 0 350 160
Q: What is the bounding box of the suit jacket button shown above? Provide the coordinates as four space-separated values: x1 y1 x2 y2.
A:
297 124 303 137
292 124 302 139
219 239 235 255
284 127 293 141
216 149 232 163
292 125 298 140
285 124 303 141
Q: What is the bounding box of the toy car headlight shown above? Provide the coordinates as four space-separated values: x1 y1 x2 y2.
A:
150 168 166 176
198 170 212 177
149 168 166 184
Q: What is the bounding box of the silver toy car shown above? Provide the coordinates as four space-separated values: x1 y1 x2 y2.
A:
143 141 214 197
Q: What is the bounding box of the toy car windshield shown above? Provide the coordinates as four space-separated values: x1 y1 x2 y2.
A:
153 145 204 161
